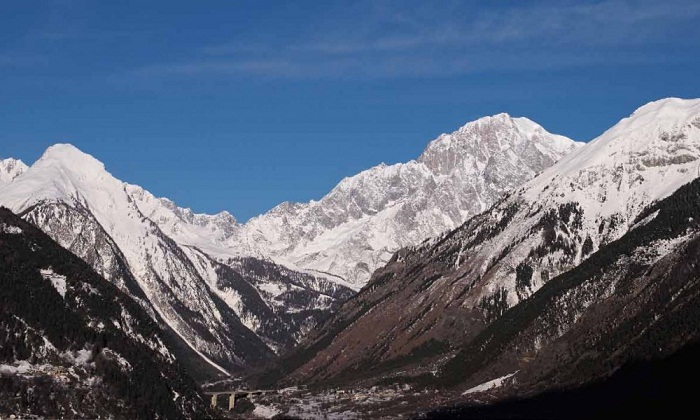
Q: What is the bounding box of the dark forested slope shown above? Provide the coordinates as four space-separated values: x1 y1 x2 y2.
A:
0 207 210 419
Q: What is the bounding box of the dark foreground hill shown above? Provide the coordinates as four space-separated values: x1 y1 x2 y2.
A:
0 207 210 419
422 337 700 419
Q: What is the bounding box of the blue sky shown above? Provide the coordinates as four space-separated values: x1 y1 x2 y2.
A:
1 0 699 221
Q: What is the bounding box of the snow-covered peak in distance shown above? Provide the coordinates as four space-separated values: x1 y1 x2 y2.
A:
33 143 110 188
0 144 110 211
38 143 105 170
236 112 583 286
0 157 28 184
417 112 578 176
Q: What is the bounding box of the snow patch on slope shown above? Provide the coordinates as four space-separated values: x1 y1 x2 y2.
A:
463 372 518 395
0 223 22 234
40 268 67 298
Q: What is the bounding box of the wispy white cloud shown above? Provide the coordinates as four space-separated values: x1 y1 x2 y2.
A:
129 50 674 82
127 0 700 80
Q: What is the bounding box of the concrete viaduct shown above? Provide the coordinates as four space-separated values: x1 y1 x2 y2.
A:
204 389 274 411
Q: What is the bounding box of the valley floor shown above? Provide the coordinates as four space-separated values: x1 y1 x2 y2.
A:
206 337 700 419
209 385 447 419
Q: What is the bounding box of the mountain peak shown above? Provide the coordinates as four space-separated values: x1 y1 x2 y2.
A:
446 112 567 145
0 144 118 213
417 113 580 176
238 112 581 286
456 112 514 132
592 97 700 147
38 143 106 174
463 113 554 139
486 112 513 121
631 97 700 117
603 98 700 139
215 210 237 223
32 144 113 187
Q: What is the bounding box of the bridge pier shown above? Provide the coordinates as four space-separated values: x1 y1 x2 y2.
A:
210 394 217 409
229 393 236 411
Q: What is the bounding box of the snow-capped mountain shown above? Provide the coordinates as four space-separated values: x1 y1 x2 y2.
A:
233 114 582 286
271 98 700 386
0 145 353 376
